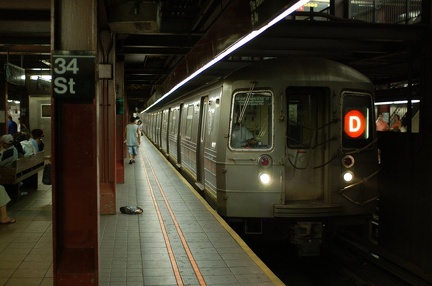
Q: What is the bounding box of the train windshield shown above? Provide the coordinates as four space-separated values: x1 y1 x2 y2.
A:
342 92 373 149
230 91 273 149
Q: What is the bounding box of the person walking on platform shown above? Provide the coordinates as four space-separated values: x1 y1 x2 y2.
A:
125 116 141 164
136 119 143 136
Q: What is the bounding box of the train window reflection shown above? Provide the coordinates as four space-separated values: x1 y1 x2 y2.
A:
230 91 273 149
287 87 328 149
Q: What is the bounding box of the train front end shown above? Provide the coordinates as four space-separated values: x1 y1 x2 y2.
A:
218 59 379 255
279 88 379 255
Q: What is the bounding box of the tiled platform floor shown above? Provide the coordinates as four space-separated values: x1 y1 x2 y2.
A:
0 136 283 286
0 178 53 286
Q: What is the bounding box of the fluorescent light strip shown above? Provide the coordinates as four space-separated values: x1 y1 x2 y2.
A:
144 0 309 112
30 75 52 82
375 100 420 105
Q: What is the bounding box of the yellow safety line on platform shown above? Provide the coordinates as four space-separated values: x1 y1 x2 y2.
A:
139 153 184 285
145 137 285 286
140 148 207 286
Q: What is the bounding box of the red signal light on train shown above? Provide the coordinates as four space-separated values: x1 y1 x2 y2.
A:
344 110 366 138
342 155 355 168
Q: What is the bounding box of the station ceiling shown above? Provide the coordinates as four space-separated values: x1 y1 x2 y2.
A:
0 0 429 111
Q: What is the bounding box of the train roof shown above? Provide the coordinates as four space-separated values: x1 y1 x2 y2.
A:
144 57 372 112
224 57 373 84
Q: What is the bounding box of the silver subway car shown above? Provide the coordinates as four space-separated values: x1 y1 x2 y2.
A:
143 58 379 255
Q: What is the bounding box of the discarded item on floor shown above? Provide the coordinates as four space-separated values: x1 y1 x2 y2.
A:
119 206 143 214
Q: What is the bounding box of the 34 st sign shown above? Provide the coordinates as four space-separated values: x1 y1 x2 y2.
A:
52 51 95 99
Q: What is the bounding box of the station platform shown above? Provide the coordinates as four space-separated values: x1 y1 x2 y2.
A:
0 135 283 285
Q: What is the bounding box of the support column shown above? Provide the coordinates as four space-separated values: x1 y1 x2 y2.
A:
0 75 6 135
98 30 117 214
52 1 99 285
115 59 125 183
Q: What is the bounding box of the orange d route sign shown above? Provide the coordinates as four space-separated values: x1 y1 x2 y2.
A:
344 109 366 138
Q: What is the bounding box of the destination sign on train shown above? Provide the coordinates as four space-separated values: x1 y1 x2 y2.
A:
344 109 367 139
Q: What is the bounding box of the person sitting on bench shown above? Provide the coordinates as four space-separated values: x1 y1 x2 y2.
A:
0 186 15 224
0 134 18 167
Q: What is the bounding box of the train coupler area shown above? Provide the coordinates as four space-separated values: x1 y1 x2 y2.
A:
244 218 263 235
290 222 323 256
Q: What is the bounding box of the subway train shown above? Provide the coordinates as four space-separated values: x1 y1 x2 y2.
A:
142 58 379 255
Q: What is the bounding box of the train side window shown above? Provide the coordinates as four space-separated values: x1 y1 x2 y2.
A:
206 95 220 150
230 91 273 150
162 110 168 133
184 104 194 139
287 97 319 148
287 100 304 147
170 108 178 136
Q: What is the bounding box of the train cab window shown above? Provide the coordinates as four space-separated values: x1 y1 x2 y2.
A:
230 91 273 149
342 92 373 149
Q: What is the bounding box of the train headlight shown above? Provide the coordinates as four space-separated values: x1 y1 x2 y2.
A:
342 171 354 183
259 173 271 185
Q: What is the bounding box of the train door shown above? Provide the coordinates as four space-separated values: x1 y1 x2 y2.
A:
161 109 169 154
196 96 208 190
285 87 330 202
168 107 179 163
150 114 155 141
155 112 162 147
177 103 183 166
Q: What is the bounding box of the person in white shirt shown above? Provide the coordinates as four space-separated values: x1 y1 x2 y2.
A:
231 123 256 148
18 132 37 157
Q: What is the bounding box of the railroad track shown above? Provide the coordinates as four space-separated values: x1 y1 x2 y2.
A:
240 229 428 285
333 230 431 286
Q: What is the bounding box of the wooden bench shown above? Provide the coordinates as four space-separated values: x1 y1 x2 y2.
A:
0 151 45 199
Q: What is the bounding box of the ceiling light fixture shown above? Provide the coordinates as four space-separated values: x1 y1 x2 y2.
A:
144 0 309 112
375 100 420 105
